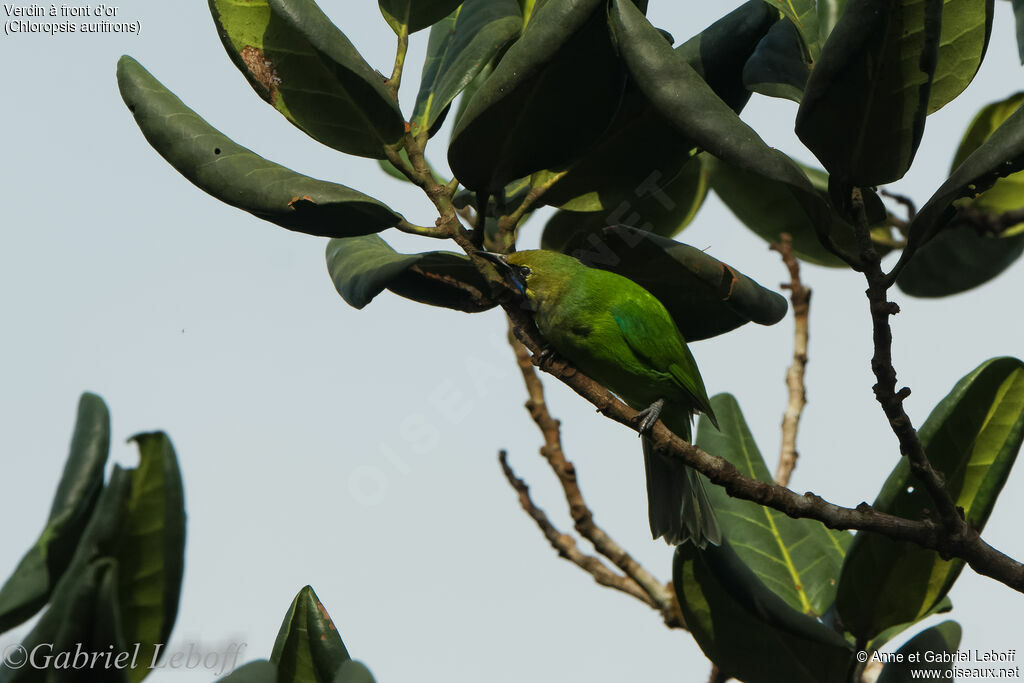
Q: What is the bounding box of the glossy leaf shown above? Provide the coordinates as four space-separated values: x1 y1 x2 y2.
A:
877 621 962 683
0 471 134 682
379 0 464 34
760 0 819 60
412 0 520 135
326 235 495 312
898 92 1024 275
540 1 772 213
896 227 1024 297
676 0 778 114
836 357 1024 640
927 0 993 114
272 586 350 683
705 156 858 266
546 225 787 341
116 433 186 682
796 0 942 185
608 0 841 264
333 661 376 683
695 394 851 616
219 661 279 683
673 542 853 683
118 57 403 238
448 0 627 191
209 0 404 158
742 18 810 102
816 0 848 44
950 91 1024 220
541 157 708 238
0 393 109 634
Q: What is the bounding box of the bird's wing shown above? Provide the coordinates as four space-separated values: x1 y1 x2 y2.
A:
610 297 717 426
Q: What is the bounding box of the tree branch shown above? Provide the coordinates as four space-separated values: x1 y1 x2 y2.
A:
504 327 682 627
850 189 965 536
770 234 810 488
498 450 656 605
496 302 1024 594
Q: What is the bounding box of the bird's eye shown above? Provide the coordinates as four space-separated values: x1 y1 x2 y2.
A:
518 265 532 277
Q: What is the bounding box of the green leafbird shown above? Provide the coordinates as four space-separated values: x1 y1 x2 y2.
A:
482 249 721 547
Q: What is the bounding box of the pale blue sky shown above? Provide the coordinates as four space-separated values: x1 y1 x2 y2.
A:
2 2 1024 681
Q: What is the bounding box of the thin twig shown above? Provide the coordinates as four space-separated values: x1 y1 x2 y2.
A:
506 327 682 627
386 24 410 98
769 234 810 487
499 451 655 604
850 188 964 537
396 219 449 239
494 171 568 250
949 205 1024 237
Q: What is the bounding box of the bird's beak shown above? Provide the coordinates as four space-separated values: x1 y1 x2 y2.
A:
477 251 528 299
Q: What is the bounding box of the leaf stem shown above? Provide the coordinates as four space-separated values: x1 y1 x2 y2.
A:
495 170 568 250
395 219 449 239
387 23 410 99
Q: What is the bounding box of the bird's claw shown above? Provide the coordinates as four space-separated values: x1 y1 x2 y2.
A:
632 398 665 437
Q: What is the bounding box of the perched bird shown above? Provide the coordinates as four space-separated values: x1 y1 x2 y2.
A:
482 249 721 547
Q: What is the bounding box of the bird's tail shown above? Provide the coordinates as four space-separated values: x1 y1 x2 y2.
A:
642 433 722 548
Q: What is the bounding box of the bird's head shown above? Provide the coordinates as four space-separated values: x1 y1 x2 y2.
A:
478 250 581 310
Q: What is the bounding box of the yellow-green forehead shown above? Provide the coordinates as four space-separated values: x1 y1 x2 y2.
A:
507 250 581 269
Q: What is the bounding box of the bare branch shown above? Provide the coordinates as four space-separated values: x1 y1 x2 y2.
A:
506 327 682 627
769 234 811 487
499 450 654 604
949 205 1024 237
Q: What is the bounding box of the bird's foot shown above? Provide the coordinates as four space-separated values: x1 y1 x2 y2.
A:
533 345 558 371
632 398 665 437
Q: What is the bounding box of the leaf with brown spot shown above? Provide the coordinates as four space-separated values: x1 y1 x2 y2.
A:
546 225 787 341
117 56 403 239
209 0 404 159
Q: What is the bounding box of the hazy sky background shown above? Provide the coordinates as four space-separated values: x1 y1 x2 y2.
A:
2 1 1024 681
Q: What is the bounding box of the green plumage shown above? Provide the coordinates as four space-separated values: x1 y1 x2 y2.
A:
502 250 721 547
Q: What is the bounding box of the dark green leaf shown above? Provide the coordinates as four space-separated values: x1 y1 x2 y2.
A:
117 56 403 238
209 0 404 158
742 18 810 103
705 156 859 266
116 433 186 682
448 0 626 191
676 0 777 113
541 156 708 237
379 0 464 34
760 0 819 60
836 357 1024 640
866 596 953 653
333 661 376 683
816 0 848 44
608 0 842 264
896 226 1024 297
927 0 993 114
412 0 520 135
272 586 350 683
219 661 279 683
546 225 787 341
877 621 962 683
541 1 772 213
796 0 942 185
326 235 495 312
0 470 134 683
673 542 853 683
0 393 109 634
695 395 851 616
898 92 1024 275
